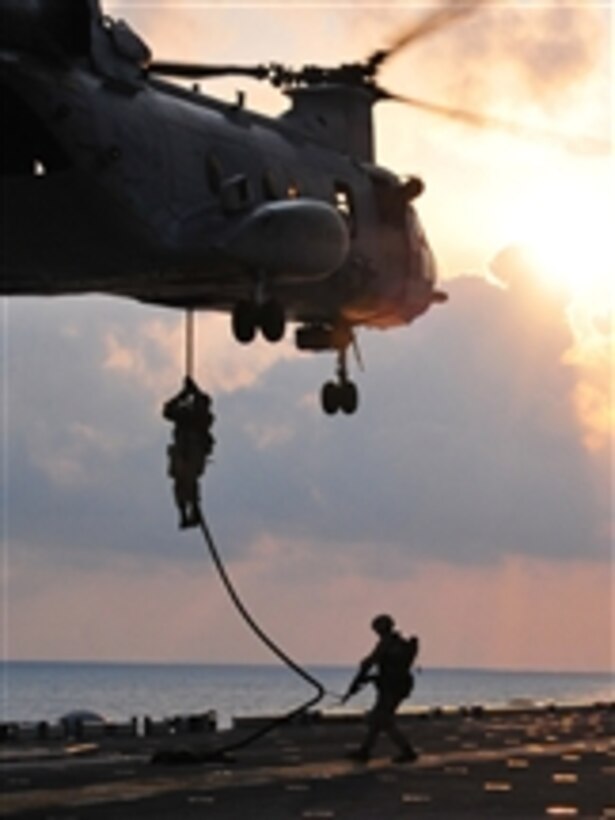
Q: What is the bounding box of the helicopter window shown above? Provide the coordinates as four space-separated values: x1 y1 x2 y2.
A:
262 171 279 201
220 174 253 212
205 154 224 196
334 182 356 234
334 182 353 216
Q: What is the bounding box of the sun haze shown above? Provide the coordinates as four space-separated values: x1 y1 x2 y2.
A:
3 1 612 674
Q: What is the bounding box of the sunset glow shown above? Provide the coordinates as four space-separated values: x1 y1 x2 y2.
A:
509 173 613 306
2 2 612 676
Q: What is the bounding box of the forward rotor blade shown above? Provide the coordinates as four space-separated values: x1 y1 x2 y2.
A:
391 93 611 155
367 0 489 73
149 61 269 81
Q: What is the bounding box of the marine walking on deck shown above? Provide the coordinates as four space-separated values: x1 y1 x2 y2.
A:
343 613 419 763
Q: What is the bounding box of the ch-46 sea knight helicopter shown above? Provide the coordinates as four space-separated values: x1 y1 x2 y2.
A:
2 0 494 415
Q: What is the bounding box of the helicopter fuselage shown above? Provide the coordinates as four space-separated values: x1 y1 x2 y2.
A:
0 0 448 417
0 17 442 337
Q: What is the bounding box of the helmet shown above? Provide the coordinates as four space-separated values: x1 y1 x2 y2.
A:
371 614 394 633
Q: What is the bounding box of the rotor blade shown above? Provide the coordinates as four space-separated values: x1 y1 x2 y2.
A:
390 93 611 155
367 0 489 73
149 61 270 81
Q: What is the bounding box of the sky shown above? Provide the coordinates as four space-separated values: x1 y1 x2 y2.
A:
1 0 613 674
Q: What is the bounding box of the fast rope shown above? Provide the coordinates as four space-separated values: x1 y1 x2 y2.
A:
157 310 327 762
192 504 326 757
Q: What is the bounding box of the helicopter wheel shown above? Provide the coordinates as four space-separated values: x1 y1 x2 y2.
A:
321 380 359 415
321 381 340 415
259 299 286 343
232 300 258 344
339 380 359 415
232 299 285 343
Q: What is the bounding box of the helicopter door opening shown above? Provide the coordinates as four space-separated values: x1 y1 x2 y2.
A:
220 174 253 212
1 0 91 57
0 83 71 178
205 154 224 197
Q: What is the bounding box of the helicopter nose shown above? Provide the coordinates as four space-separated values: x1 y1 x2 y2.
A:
422 249 448 304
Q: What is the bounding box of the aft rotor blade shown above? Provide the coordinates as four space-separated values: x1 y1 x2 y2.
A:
367 0 489 73
391 93 611 155
149 61 270 81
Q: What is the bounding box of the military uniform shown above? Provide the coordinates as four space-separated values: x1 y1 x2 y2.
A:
163 377 214 528
345 615 418 763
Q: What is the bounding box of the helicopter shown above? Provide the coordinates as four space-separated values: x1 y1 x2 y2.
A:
1 0 501 415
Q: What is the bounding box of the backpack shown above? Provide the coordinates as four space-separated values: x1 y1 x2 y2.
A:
403 635 419 669
384 634 419 673
378 634 419 697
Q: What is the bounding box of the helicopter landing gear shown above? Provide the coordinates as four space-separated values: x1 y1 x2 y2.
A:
231 298 286 344
259 299 286 342
321 347 359 416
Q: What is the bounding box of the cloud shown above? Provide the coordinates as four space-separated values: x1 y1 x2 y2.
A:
210 271 608 566
2 3 611 671
5 544 233 665
27 422 124 489
368 2 611 465
380 2 609 119
103 314 297 398
491 4 606 105
570 379 613 455
563 308 613 454
489 245 614 456
3 255 609 573
7 542 611 673
2 297 300 560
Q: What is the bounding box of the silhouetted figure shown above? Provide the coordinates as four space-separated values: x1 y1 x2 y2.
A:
343 614 419 763
163 377 214 529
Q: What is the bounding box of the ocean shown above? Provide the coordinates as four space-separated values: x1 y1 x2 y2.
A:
1 662 612 730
